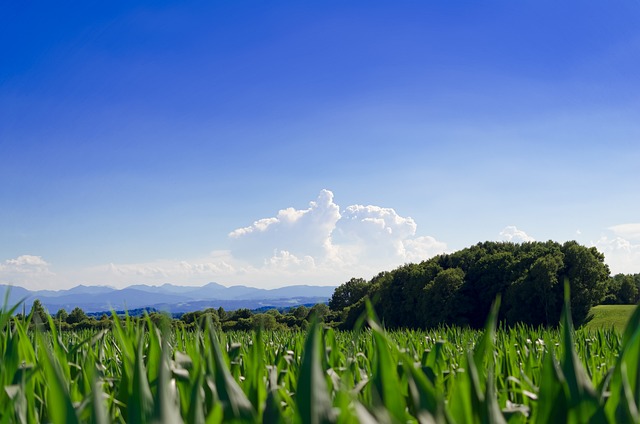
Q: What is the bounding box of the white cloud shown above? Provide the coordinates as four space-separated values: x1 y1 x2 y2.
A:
609 223 640 241
593 235 640 275
80 251 239 287
229 189 341 264
264 250 316 271
4 190 449 290
0 255 55 289
5 255 50 267
499 226 535 243
230 189 447 277
403 236 449 263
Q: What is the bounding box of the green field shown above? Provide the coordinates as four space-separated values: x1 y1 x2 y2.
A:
583 304 638 332
2 298 640 423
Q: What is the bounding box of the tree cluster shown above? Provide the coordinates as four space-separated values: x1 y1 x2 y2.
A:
17 301 338 332
330 241 614 328
602 273 640 305
187 303 336 331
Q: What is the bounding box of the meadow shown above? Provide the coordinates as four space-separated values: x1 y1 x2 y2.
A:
584 304 637 332
1 294 640 423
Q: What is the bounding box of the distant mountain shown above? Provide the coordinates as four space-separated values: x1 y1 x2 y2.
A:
0 282 336 314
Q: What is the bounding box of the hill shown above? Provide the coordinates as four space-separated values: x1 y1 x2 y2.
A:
582 304 637 332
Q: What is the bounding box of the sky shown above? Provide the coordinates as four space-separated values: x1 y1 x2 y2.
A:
1 0 639 291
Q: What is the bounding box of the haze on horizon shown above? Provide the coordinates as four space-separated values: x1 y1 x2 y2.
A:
2 1 639 291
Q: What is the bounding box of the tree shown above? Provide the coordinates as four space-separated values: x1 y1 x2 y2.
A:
308 303 330 322
55 308 69 322
606 274 640 304
67 306 88 325
233 308 252 320
181 311 203 325
560 242 609 325
149 312 173 331
422 267 466 327
506 252 564 326
217 307 227 321
329 278 368 311
250 313 277 330
291 305 309 321
30 299 48 324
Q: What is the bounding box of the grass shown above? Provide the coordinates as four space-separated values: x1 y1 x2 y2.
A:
583 304 637 332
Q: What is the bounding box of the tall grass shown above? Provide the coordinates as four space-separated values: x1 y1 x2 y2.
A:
1 287 639 423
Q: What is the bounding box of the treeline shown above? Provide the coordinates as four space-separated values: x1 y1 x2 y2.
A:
330 241 638 329
19 300 340 331
16 240 638 332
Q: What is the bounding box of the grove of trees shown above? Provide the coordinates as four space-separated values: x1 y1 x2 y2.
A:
330 241 635 329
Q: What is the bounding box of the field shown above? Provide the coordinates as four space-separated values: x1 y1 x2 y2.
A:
2 297 640 423
584 304 637 332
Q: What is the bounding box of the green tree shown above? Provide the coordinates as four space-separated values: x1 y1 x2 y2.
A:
329 278 368 311
149 312 173 331
233 308 252 320
29 299 49 324
291 305 309 320
250 313 277 330
560 242 609 325
308 303 330 322
423 267 466 327
55 308 68 322
180 310 203 325
607 274 640 304
217 306 227 321
67 306 88 325
506 252 564 326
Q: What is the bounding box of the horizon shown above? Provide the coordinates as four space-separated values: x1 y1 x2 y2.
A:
0 280 339 292
2 1 639 291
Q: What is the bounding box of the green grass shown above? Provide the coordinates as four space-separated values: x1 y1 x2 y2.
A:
583 304 637 332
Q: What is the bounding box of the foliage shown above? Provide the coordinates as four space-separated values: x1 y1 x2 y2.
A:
603 273 640 305
2 287 640 422
328 277 368 311
334 240 611 328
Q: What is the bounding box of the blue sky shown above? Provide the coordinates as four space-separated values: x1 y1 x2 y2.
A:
2 1 639 290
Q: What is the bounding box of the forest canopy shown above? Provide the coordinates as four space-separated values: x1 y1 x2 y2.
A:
331 241 620 328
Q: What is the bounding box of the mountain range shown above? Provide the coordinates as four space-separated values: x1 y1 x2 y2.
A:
0 282 337 314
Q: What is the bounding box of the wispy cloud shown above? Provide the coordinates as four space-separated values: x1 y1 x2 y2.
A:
608 223 640 241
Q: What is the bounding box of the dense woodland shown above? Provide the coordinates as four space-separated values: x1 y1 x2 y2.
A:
17 241 640 331
330 241 639 329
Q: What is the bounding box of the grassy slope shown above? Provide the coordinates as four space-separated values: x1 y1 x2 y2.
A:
583 304 637 332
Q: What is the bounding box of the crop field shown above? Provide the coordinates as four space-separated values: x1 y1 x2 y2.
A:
1 295 640 423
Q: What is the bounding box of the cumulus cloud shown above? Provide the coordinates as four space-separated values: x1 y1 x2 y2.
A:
593 234 640 275
229 189 447 275
403 236 449 263
229 189 341 264
0 255 52 274
499 226 535 243
0 255 55 289
5 255 50 267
